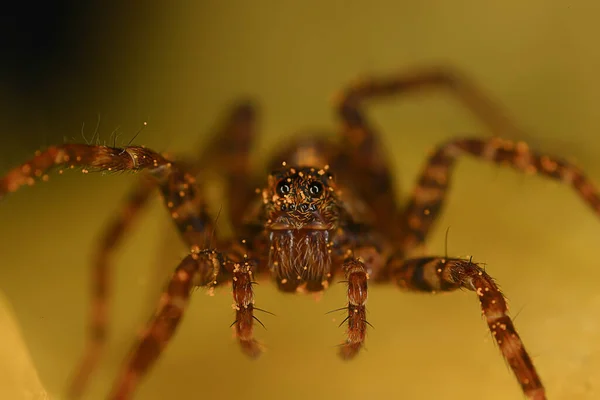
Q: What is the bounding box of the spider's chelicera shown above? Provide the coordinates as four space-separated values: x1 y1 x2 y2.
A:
2 66 598 400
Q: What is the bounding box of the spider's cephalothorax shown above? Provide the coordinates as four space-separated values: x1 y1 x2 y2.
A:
3 66 600 400
263 165 340 292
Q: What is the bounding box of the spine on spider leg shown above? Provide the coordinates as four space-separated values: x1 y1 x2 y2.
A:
109 249 222 400
232 260 263 358
390 257 545 400
0 144 172 199
339 258 369 360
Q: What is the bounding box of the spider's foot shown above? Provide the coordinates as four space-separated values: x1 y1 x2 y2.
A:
338 341 362 360
526 387 546 400
240 339 263 359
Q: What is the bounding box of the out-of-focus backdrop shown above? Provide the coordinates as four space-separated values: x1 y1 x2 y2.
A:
1 1 600 399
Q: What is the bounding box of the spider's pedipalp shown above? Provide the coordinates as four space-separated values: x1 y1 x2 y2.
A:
338 257 369 360
388 256 545 400
232 260 263 358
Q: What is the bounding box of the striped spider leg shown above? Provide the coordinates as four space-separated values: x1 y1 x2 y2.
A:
331 68 600 399
63 100 258 399
376 136 600 400
0 139 264 399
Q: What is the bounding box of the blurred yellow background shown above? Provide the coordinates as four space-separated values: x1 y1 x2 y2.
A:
1 1 600 399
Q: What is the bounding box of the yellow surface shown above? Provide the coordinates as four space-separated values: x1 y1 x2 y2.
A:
1 2 600 399
0 293 50 400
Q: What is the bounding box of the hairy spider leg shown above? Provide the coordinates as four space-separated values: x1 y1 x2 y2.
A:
108 249 224 400
108 241 262 399
377 137 600 399
333 66 524 242
0 143 174 198
387 256 546 400
331 70 599 399
0 142 261 399
107 170 263 398
397 137 600 255
0 144 180 397
42 102 256 399
67 176 156 399
66 167 213 398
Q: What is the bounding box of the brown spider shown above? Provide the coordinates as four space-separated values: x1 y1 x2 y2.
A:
1 66 599 400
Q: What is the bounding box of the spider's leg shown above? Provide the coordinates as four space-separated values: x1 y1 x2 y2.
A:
338 257 369 359
195 100 258 231
387 256 545 400
0 143 218 398
68 165 213 399
396 137 600 256
0 143 174 198
104 169 262 397
67 175 156 399
66 103 258 397
333 66 522 240
108 240 263 399
108 249 223 400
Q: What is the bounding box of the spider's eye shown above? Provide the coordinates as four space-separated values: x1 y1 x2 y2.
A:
308 181 323 197
277 180 291 196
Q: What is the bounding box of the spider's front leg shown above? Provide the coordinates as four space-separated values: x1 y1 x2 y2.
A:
387 256 545 400
66 101 260 398
108 245 262 399
0 143 173 198
0 143 177 395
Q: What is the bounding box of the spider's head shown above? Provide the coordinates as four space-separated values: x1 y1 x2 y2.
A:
263 164 340 232
263 164 339 292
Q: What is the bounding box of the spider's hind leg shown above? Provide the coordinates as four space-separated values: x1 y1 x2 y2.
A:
195 100 259 232
332 66 523 241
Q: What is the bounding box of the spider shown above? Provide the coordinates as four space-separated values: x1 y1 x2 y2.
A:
1 66 599 400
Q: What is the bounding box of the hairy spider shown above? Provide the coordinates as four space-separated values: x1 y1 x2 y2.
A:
1 66 599 400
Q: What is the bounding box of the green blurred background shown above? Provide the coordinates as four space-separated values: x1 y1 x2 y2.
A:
1 1 600 399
